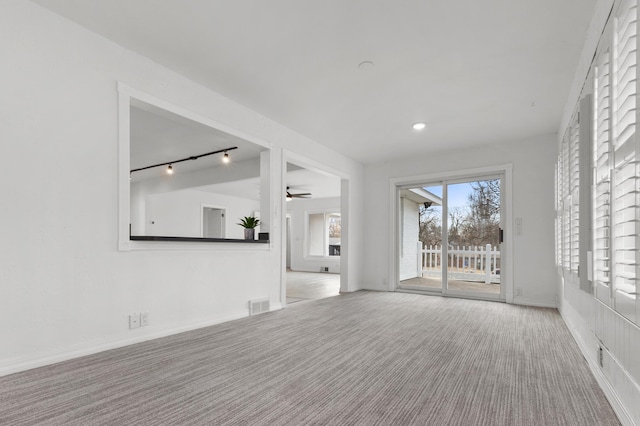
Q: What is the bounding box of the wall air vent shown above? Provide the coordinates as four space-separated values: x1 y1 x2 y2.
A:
249 298 270 315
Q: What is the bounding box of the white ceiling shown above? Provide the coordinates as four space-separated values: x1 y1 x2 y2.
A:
285 167 341 200
33 0 597 164
130 102 266 182
196 168 341 201
130 98 341 199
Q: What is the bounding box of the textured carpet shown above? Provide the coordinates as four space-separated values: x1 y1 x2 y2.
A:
0 291 619 425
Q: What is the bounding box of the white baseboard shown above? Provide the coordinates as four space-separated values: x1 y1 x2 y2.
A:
0 309 252 377
512 296 556 308
559 304 636 426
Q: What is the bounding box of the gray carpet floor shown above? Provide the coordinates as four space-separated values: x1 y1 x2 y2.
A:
286 270 340 304
0 291 619 425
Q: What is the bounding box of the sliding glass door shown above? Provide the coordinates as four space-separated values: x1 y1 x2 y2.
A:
397 175 505 301
444 178 502 298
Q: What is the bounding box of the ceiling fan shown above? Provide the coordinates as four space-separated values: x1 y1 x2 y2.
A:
286 186 311 200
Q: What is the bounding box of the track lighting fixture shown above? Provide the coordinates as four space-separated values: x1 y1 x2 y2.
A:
130 146 238 175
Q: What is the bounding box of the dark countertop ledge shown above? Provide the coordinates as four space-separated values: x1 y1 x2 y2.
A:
130 235 269 244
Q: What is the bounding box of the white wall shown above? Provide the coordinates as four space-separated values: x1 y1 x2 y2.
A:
0 0 363 375
556 0 640 424
399 198 420 281
145 189 259 239
287 197 341 273
363 134 558 307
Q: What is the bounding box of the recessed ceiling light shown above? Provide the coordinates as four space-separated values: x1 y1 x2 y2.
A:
358 60 375 70
412 122 427 131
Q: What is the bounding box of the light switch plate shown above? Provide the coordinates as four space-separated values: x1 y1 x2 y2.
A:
515 217 523 236
129 313 140 329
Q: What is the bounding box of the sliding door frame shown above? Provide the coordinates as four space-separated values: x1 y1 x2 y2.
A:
389 164 514 303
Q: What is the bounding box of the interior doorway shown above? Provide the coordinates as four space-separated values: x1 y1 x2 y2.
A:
286 216 292 269
284 161 342 305
397 175 505 302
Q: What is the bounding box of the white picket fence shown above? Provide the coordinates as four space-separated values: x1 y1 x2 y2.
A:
419 243 500 284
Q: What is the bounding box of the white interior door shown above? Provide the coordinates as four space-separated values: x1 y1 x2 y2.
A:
202 207 225 238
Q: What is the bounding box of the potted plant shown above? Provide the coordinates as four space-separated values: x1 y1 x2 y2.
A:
237 216 260 240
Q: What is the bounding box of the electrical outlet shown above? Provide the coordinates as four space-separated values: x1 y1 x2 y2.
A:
140 312 149 327
515 288 523 296
129 313 140 329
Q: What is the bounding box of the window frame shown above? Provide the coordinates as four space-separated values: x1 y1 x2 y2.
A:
305 210 342 258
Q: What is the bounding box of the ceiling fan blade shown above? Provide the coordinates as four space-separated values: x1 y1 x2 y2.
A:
285 187 311 198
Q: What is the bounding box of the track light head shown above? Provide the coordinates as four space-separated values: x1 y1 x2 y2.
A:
222 152 230 163
167 164 174 175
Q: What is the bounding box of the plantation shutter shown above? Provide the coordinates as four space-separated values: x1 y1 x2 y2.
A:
556 151 564 269
578 95 593 292
562 134 572 271
569 114 580 274
593 43 613 305
615 0 637 145
611 0 638 322
555 162 562 266
557 140 566 269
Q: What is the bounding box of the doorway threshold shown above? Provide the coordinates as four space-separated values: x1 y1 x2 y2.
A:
396 286 505 303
